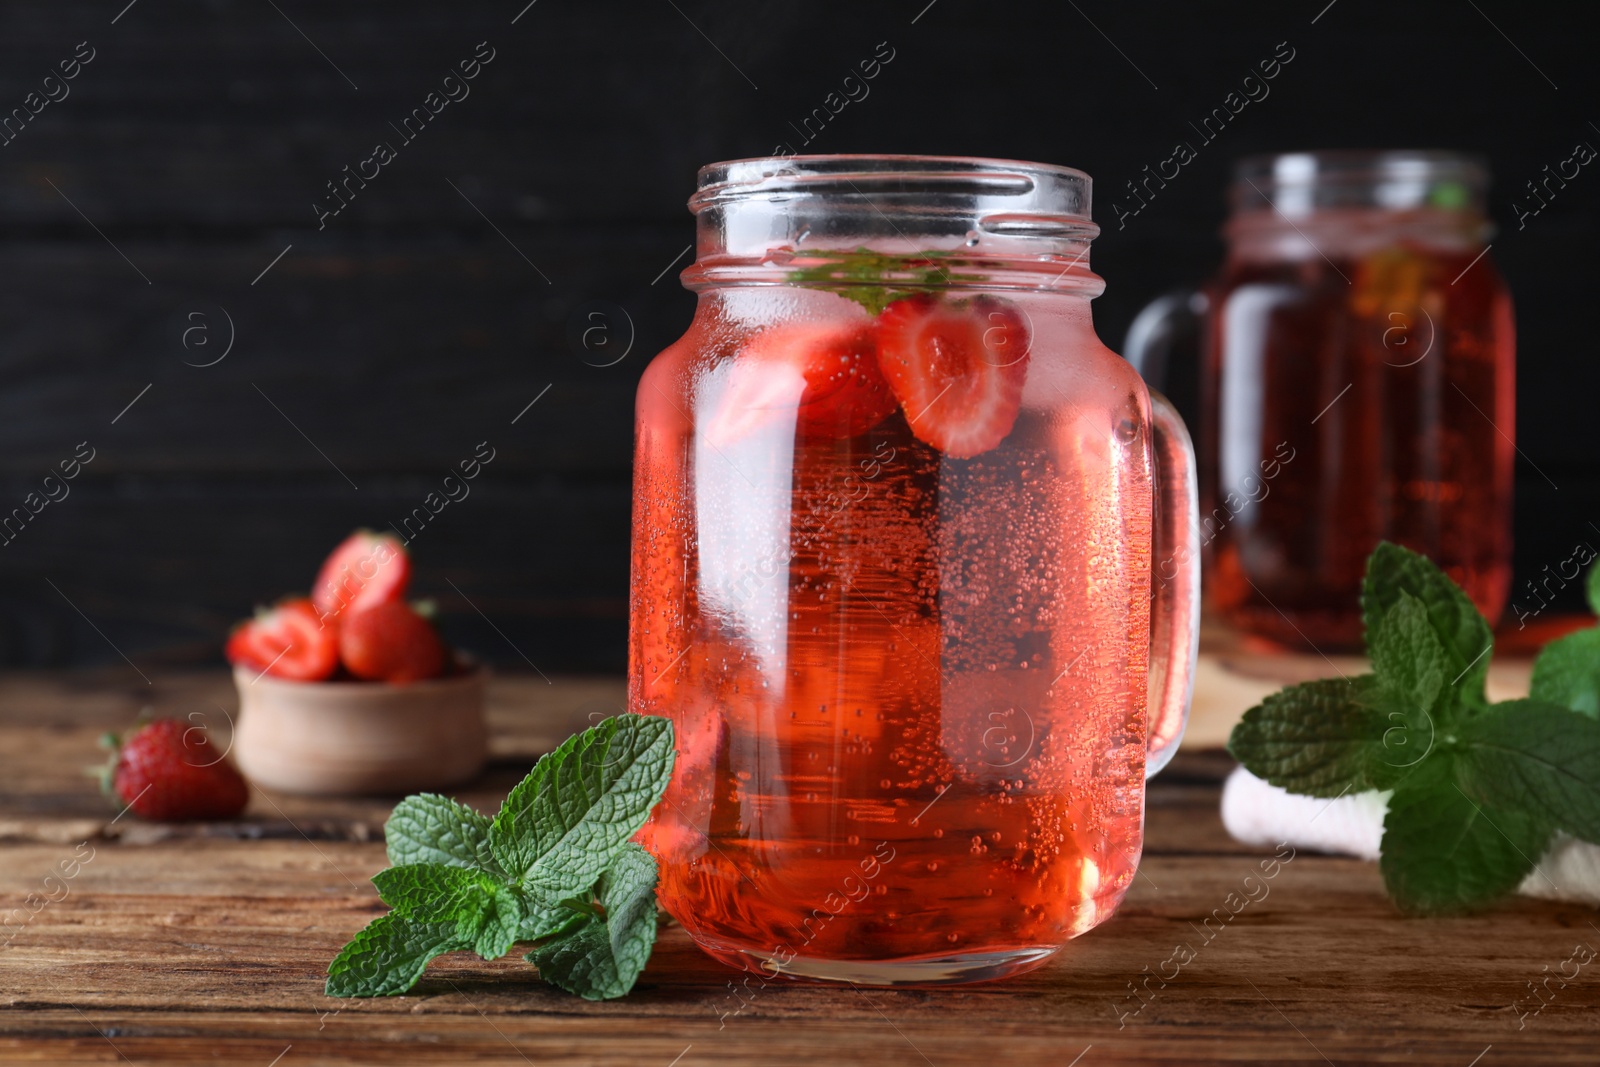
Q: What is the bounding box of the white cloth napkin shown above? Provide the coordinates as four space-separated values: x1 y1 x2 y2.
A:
1220 766 1600 906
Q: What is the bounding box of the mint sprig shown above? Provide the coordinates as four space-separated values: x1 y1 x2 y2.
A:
1229 542 1600 914
1360 540 1493 706
1528 567 1600 717
384 793 505 876
527 842 660 1000
326 714 675 1000
1377 755 1554 913
788 247 971 315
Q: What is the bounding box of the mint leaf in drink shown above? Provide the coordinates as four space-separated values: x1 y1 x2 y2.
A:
527 843 660 1000
1459 700 1600 845
1529 628 1600 719
326 916 468 997
1227 676 1393 795
1362 542 1493 707
372 864 525 959
326 714 675 1000
385 793 504 876
788 248 965 315
1379 754 1553 914
489 714 674 897
1589 562 1600 617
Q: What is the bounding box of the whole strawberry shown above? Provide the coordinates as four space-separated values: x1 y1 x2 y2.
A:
101 719 250 821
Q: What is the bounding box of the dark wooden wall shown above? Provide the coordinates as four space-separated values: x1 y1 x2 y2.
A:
2 0 1595 674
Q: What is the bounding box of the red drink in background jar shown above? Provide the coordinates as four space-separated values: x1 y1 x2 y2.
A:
1130 152 1514 649
630 156 1201 984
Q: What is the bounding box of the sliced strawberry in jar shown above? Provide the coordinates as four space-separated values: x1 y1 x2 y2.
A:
875 294 1032 458
703 321 898 445
226 597 340 680
312 530 411 622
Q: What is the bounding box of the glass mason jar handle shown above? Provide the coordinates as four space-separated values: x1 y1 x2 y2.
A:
1145 389 1200 778
1124 289 1207 393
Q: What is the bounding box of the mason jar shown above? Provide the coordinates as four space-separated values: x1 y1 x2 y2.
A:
1128 150 1515 648
632 155 1200 984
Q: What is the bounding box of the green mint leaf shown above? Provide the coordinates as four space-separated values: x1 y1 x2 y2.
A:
472 893 525 959
1227 676 1397 795
371 863 525 959
1369 591 1448 715
1459 699 1600 845
822 283 901 317
1362 542 1493 707
385 794 504 877
788 248 964 315
1529 628 1600 719
519 899 592 944
325 915 467 997
327 714 676 1000
1379 753 1552 914
527 843 660 1001
1589 561 1600 617
490 715 675 897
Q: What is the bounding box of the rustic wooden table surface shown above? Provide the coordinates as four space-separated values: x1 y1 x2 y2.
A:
2 669 1597 1066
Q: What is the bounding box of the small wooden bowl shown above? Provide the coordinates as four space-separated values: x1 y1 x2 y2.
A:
233 665 488 796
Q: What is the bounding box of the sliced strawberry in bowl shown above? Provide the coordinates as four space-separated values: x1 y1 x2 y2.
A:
225 597 340 681
312 530 411 623
703 321 898 445
339 600 447 683
876 294 1032 458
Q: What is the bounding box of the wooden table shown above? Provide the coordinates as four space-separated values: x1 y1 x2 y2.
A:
3 669 1597 1065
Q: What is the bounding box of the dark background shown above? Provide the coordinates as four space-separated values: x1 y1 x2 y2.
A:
1 0 1593 676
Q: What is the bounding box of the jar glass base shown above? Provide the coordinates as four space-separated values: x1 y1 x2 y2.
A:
696 942 1061 986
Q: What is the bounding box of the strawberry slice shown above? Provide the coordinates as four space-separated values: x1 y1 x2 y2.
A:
312 530 411 622
703 321 897 445
875 294 1031 458
225 597 340 681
